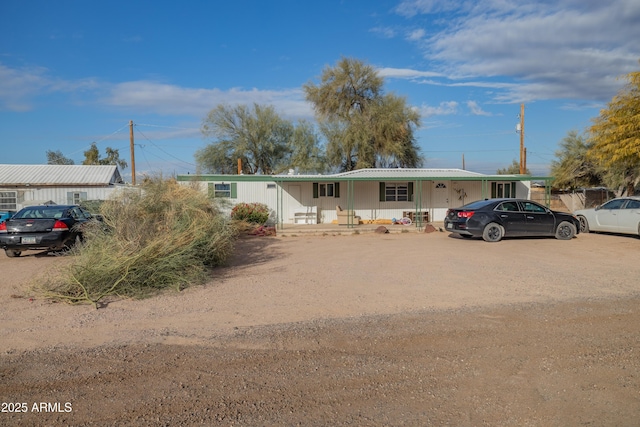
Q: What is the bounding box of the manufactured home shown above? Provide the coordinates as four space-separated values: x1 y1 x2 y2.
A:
0 164 125 212
178 168 550 227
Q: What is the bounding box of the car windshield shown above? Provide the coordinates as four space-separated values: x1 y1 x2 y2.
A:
14 207 67 219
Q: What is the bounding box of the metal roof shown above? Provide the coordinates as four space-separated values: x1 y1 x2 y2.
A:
178 168 550 182
287 168 485 179
0 164 124 186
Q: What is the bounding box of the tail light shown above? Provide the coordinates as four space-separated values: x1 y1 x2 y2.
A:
0 222 6 233
458 211 475 218
53 220 69 231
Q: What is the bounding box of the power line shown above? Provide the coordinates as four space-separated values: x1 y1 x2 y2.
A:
134 127 197 168
67 122 130 156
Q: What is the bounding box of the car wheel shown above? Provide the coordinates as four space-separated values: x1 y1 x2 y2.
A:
5 249 21 258
578 215 590 233
482 223 504 242
555 221 576 240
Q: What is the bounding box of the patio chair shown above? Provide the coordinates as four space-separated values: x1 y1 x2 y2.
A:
336 205 361 225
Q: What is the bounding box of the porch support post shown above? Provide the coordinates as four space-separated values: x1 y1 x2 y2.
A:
346 179 355 228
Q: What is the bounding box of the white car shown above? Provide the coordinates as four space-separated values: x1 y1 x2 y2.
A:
574 196 640 236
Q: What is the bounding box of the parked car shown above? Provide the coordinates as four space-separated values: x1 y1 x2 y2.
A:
574 196 640 237
0 205 97 257
444 198 580 242
0 211 14 222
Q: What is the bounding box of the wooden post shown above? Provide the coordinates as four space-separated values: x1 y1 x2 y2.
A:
129 120 136 185
519 104 525 174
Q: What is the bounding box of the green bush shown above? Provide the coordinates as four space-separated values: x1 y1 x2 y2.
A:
36 178 238 308
230 202 269 224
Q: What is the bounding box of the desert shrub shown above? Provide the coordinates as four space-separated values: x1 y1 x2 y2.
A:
230 202 269 224
36 178 237 308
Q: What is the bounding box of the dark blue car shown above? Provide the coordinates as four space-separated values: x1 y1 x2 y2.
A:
0 205 96 257
444 198 580 242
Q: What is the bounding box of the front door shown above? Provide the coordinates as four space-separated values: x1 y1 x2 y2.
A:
431 182 449 222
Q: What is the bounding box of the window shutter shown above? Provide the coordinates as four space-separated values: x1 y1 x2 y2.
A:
313 183 318 198
81 192 88 201
511 182 516 198
334 182 340 198
208 183 215 198
66 192 74 204
491 182 497 198
408 182 414 202
379 182 385 202
230 183 237 198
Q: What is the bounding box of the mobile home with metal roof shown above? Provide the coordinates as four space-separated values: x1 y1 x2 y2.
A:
0 164 125 211
178 168 550 227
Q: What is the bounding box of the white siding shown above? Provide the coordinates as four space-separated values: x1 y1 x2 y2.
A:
2 186 123 210
182 177 534 224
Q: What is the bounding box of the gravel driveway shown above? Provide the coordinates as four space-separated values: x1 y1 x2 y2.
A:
1 230 639 426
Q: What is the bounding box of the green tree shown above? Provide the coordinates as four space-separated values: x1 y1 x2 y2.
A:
82 142 128 170
497 159 530 175
46 150 75 165
588 66 640 195
550 130 602 190
304 57 422 171
198 103 325 174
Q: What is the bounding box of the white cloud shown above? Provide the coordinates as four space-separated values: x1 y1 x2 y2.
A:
406 28 425 41
369 26 396 38
377 67 444 79
0 62 314 119
0 63 98 111
103 81 314 119
395 0 640 103
466 100 492 116
0 64 51 111
419 101 459 118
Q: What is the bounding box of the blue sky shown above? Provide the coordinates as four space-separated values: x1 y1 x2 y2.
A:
1 0 638 180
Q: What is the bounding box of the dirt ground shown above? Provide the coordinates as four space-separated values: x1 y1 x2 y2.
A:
1 229 639 426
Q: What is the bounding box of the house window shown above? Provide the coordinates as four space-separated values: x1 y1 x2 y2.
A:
208 183 237 198
215 183 231 197
67 192 87 205
385 183 409 202
0 191 17 210
491 182 516 198
319 183 334 197
313 182 340 198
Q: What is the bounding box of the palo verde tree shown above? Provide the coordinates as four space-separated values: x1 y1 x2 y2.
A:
46 150 75 165
550 130 602 190
588 66 640 195
304 57 422 171
497 159 531 175
198 103 326 174
82 142 128 170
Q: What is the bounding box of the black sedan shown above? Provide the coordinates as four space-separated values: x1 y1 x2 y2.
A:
0 205 96 257
444 198 580 242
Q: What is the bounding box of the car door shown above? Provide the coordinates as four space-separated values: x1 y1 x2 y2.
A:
594 199 626 232
494 201 528 236
518 201 555 235
616 199 640 234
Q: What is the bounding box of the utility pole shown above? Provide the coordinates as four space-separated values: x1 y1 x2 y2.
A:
519 104 525 174
129 120 136 185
